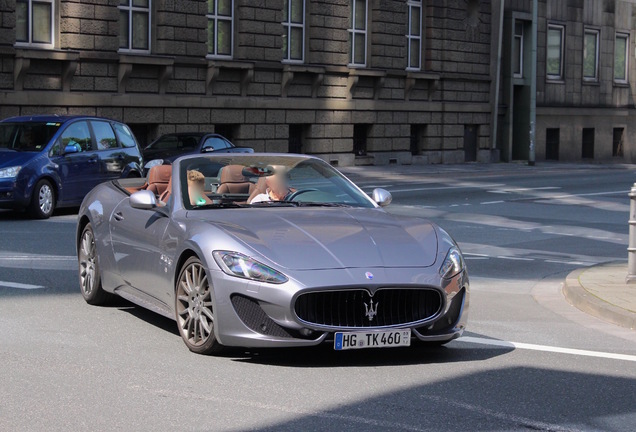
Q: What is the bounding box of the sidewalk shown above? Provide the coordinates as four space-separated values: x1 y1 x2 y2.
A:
563 263 636 330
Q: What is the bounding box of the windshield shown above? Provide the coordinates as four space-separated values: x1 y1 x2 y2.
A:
178 155 375 210
0 122 61 152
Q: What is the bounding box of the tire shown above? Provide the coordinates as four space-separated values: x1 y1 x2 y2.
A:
28 179 55 219
175 257 224 355
78 223 111 305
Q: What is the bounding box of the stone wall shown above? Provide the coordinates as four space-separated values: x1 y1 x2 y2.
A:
0 0 495 165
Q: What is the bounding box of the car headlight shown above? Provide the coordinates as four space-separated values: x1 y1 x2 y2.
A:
144 159 163 170
439 247 465 279
213 251 288 284
0 166 21 179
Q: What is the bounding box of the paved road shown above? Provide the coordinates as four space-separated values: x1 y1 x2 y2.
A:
1 163 636 431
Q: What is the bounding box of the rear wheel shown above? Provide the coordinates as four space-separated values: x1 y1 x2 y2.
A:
78 223 110 305
175 257 224 355
28 179 55 219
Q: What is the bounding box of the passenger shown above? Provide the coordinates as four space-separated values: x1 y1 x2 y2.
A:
250 171 292 203
187 170 213 206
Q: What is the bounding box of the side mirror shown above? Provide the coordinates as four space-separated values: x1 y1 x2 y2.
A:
372 188 392 207
63 144 79 154
130 190 158 210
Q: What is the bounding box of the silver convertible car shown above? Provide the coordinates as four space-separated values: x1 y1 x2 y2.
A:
77 154 469 355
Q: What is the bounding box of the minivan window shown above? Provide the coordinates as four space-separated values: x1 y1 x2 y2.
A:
61 121 93 152
0 122 61 152
113 123 137 148
92 121 119 150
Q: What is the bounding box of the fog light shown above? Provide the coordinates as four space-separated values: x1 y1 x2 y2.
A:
299 328 314 337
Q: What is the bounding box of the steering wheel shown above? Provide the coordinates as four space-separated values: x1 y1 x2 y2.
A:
286 188 318 201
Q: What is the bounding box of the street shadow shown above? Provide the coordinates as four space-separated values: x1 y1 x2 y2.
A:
0 207 78 220
232 365 636 431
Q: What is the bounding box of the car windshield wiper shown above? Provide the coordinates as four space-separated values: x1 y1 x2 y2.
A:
194 202 250 209
248 201 300 207
294 202 352 207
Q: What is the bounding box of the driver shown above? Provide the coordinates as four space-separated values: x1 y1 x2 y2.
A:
250 170 292 203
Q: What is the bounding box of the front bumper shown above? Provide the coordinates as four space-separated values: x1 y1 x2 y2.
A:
0 178 29 209
208 266 469 348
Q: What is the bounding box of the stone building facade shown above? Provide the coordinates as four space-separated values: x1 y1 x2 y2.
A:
499 0 636 162
0 0 496 166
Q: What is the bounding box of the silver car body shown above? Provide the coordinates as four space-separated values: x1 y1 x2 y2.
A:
77 154 469 348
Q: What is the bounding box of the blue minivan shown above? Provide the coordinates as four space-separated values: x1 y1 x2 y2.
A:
0 115 144 218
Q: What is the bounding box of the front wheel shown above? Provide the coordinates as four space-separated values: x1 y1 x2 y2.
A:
175 257 224 355
78 223 111 305
28 179 55 219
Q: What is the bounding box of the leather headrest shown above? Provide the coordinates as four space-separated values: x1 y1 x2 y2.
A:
148 165 172 184
220 165 248 183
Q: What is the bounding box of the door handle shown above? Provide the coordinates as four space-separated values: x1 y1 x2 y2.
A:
87 156 98 164
113 212 124 221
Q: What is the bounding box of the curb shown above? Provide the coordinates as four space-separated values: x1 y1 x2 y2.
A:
563 266 636 330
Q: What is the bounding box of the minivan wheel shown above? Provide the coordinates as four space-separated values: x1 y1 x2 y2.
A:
28 179 55 219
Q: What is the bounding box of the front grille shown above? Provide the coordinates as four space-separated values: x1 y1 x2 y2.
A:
294 288 442 328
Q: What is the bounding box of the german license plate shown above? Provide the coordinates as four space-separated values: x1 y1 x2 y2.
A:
334 329 411 350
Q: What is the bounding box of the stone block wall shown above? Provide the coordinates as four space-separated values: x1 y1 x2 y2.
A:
0 0 496 165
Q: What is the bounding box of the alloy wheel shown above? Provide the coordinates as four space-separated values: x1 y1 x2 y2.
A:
176 261 214 346
79 228 97 297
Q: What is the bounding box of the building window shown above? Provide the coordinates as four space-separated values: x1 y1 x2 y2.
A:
613 127 624 157
614 33 629 83
546 24 564 80
349 0 367 66
582 128 594 159
15 0 54 48
207 0 233 58
288 124 307 153
119 0 151 52
353 124 370 156
583 28 599 81
406 0 422 70
283 0 304 62
513 20 524 78
545 128 559 161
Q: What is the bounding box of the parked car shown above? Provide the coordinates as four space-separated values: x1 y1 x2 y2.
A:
142 133 253 172
0 115 144 218
77 153 469 355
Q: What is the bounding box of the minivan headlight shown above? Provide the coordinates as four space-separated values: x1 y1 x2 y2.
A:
439 247 465 279
0 166 21 178
213 251 288 284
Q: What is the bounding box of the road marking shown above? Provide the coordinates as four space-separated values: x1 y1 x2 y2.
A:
420 395 579 432
460 336 636 363
480 200 504 205
488 186 561 194
495 256 535 261
0 280 45 290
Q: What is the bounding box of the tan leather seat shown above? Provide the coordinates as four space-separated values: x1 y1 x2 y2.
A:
146 165 172 197
159 175 172 203
247 177 267 203
216 165 253 194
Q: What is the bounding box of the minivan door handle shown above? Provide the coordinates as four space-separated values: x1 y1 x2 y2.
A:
87 155 98 164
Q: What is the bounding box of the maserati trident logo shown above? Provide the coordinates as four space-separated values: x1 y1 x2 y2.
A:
364 299 379 322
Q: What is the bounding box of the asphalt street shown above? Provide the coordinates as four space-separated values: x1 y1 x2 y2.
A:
1 162 636 431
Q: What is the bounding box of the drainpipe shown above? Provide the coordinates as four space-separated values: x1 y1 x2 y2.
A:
490 0 504 161
528 0 537 166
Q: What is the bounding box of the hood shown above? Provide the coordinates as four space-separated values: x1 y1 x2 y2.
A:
0 151 37 168
196 208 438 271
